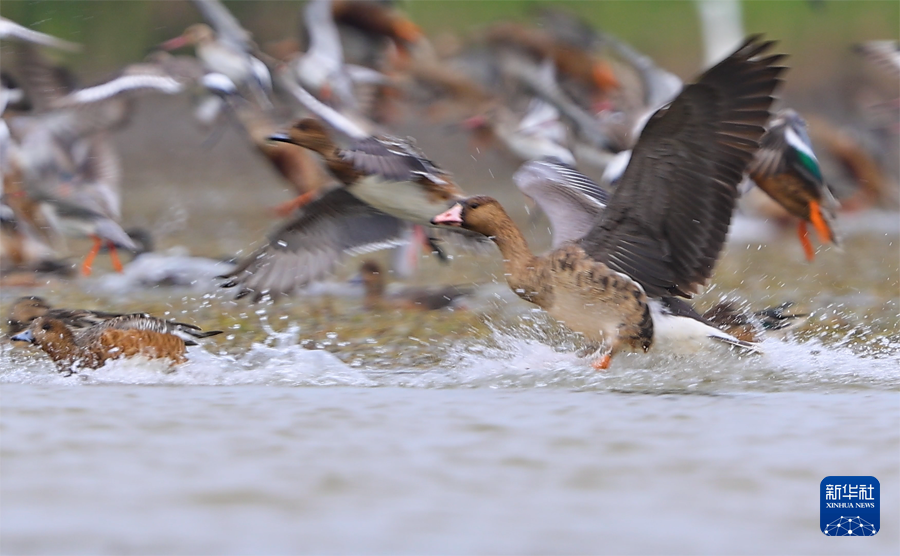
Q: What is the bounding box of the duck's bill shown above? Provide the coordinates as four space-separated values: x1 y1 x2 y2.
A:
10 329 35 343
431 204 463 227
159 35 189 51
268 132 292 143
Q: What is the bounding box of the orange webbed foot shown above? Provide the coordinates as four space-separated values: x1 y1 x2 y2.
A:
592 353 612 371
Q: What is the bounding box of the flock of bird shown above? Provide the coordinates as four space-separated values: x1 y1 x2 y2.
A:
1 1 897 373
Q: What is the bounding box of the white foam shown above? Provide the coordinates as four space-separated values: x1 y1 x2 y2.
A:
2 322 897 391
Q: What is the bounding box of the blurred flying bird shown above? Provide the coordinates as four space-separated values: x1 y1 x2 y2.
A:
161 0 273 107
747 109 840 261
0 16 81 52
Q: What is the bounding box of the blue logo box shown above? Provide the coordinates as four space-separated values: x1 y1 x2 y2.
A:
820 476 879 536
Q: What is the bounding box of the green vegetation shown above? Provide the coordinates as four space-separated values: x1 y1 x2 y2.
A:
1 0 897 80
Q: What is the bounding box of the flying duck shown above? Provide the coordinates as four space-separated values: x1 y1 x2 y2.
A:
161 0 272 106
218 74 480 301
747 109 840 261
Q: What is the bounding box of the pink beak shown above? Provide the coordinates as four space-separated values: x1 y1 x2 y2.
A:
431 203 463 226
461 114 488 130
160 35 190 51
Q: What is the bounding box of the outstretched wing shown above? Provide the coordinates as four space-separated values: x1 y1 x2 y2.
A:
0 17 81 52
579 36 786 298
220 188 410 301
341 136 449 185
513 160 608 247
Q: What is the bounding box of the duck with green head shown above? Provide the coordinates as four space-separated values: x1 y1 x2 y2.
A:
748 108 840 261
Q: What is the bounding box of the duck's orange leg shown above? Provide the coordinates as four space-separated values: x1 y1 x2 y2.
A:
798 220 815 262
81 236 103 276
592 353 612 371
808 200 831 244
107 241 125 273
271 190 317 217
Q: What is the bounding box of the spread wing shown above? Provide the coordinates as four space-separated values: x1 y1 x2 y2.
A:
579 36 786 298
15 42 73 110
220 188 410 301
0 17 81 51
51 70 185 109
747 119 791 177
513 160 608 247
341 136 449 185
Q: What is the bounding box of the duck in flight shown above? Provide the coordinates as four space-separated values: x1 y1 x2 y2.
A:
746 109 839 261
220 78 478 301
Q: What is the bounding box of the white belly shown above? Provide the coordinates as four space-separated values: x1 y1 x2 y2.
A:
543 292 753 355
648 300 756 354
349 176 451 226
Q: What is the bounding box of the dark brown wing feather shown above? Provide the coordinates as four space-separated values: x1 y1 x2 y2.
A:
747 120 790 177
220 188 409 301
340 136 447 184
579 36 786 298
48 308 123 329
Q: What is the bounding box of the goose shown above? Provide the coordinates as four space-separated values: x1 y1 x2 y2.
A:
431 36 785 369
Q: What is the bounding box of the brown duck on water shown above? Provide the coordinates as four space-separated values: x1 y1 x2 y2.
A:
10 311 221 373
6 296 118 336
5 296 222 346
11 316 191 373
432 37 786 369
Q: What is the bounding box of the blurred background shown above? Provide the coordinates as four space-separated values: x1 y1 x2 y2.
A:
3 0 898 83
1 0 897 266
